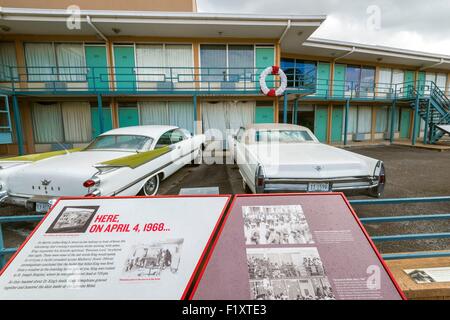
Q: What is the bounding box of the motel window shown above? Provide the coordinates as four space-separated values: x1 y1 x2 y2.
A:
345 65 375 97
281 58 316 87
25 42 85 82
200 44 255 82
135 44 193 84
347 106 372 134
376 107 389 133
32 102 92 144
0 42 18 81
139 101 194 134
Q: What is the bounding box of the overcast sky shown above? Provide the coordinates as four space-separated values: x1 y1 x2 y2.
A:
197 0 450 55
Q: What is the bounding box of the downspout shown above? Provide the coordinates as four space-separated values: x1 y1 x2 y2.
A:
278 19 291 44
86 15 108 42
333 46 356 62
420 58 445 71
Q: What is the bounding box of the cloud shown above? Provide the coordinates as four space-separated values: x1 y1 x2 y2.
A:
197 0 450 55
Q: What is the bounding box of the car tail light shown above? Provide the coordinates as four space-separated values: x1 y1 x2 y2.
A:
83 178 99 188
85 189 101 197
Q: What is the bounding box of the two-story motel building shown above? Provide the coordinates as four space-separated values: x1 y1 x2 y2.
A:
0 0 449 156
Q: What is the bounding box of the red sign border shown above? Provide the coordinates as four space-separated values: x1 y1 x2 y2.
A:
0 194 232 300
187 192 407 300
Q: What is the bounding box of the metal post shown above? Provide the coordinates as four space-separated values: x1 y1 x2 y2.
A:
12 95 24 155
0 224 5 268
423 98 431 144
293 98 298 124
344 99 350 146
390 99 396 143
412 94 420 145
97 94 104 134
193 94 197 135
283 91 288 124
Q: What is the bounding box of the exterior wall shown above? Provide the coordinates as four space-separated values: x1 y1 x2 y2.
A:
0 0 196 12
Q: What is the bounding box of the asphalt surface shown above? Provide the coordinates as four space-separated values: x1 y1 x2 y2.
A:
1 145 450 259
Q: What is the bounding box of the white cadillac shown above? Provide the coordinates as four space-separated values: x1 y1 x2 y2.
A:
0 125 204 212
229 123 385 197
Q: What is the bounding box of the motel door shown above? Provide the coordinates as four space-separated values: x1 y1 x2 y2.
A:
118 106 139 128
314 106 328 143
331 106 344 143
0 95 12 144
255 106 274 123
91 107 113 137
85 45 109 91
400 108 411 139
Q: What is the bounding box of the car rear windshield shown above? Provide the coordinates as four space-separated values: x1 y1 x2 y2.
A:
85 135 154 152
255 130 314 143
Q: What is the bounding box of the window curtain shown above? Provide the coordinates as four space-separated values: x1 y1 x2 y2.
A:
202 101 228 143
25 43 57 81
169 101 195 134
228 45 254 81
360 68 375 97
165 45 193 82
436 73 447 92
56 43 86 81
376 107 389 133
32 103 63 143
425 72 436 94
139 101 169 125
357 106 372 133
378 68 392 97
347 107 358 134
200 45 227 82
392 69 404 94
227 101 255 131
61 102 92 142
136 45 164 84
0 43 18 81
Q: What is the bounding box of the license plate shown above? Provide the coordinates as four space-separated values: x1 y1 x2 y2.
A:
308 182 330 192
35 202 50 213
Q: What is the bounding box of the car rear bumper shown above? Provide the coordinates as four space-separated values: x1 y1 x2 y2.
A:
260 176 380 193
0 192 58 212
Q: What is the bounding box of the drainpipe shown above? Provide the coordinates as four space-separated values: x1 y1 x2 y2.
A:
278 20 291 45
333 46 356 62
420 58 445 71
86 16 108 42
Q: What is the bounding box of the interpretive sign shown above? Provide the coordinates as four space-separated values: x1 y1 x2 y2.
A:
0 195 230 300
191 193 405 300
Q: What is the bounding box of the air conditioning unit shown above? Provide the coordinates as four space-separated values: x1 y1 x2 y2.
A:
44 82 67 90
221 81 236 90
157 81 173 90
353 133 365 142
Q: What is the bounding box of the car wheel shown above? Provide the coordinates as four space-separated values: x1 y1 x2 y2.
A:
142 175 160 196
192 146 203 166
242 179 252 194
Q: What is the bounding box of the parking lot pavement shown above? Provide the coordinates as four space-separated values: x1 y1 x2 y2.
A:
1 145 449 256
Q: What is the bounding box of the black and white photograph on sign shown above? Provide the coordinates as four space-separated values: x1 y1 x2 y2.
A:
122 239 184 280
247 247 335 300
242 205 314 245
46 206 99 234
405 267 450 284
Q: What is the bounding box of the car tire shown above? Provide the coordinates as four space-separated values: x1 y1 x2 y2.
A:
141 175 160 196
242 179 252 194
191 146 203 166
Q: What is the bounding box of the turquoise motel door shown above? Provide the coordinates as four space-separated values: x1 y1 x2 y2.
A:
255 106 274 123
118 106 139 128
333 64 346 98
404 70 415 98
418 71 426 95
331 106 343 143
400 108 411 139
85 46 109 91
314 106 328 142
256 47 275 88
114 46 136 91
316 62 330 97
91 107 113 137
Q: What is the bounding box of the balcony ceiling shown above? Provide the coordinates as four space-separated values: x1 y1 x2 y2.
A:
297 38 450 71
0 8 324 46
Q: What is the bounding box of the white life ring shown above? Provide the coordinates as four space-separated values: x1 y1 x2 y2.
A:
259 65 287 97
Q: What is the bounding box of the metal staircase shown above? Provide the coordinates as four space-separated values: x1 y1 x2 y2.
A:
408 82 450 144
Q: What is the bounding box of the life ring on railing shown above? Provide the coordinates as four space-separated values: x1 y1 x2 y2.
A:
259 65 287 97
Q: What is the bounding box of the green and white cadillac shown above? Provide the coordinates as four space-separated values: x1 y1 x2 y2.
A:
0 125 204 212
